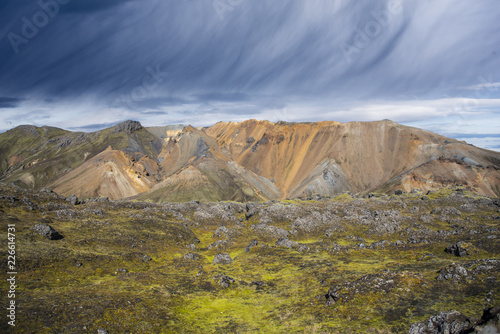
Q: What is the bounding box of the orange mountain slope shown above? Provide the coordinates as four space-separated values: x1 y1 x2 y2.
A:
205 119 500 198
1 119 499 201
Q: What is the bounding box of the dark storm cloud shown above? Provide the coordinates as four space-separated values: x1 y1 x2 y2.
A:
0 0 499 147
2 0 499 101
60 0 135 14
0 97 25 108
194 92 250 103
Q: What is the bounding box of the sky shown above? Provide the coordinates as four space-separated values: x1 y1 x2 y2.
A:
0 0 499 151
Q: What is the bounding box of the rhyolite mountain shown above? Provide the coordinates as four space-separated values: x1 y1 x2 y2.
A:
1 119 499 202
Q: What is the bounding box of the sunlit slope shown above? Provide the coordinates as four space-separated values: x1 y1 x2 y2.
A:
136 126 280 202
1 119 499 201
205 119 500 198
49 148 159 199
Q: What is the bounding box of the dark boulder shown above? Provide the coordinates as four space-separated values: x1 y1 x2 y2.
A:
32 223 63 240
475 306 500 332
325 287 341 306
251 281 266 288
66 194 80 205
445 242 469 257
245 209 255 220
408 311 473 334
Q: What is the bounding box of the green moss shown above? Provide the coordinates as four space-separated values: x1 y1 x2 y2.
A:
1 183 498 333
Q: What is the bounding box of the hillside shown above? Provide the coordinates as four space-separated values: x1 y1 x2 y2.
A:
206 120 500 198
1 119 499 202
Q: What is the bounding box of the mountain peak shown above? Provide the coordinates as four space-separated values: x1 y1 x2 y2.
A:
12 124 39 136
2 119 500 201
112 120 143 134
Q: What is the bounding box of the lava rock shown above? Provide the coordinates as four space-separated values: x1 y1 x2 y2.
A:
213 253 233 264
251 224 289 239
213 274 235 288
209 239 228 250
445 242 469 257
245 209 256 220
297 244 310 252
325 287 341 306
32 223 63 240
275 238 298 249
251 281 266 287
408 311 473 334
213 225 229 238
475 306 500 332
142 255 152 262
419 253 435 261
437 265 468 281
184 253 201 261
66 194 80 205
395 240 405 246
244 239 258 253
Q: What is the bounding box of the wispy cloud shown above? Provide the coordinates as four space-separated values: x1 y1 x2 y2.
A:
0 0 499 149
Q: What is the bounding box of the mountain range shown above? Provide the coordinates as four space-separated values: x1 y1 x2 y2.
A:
1 119 499 202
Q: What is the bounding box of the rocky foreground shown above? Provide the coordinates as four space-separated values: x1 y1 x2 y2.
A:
0 183 499 333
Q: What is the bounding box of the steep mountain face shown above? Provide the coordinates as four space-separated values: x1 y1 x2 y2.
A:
206 120 500 198
136 125 281 202
1 119 499 201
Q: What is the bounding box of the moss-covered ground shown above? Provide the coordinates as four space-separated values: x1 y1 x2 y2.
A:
0 185 499 333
